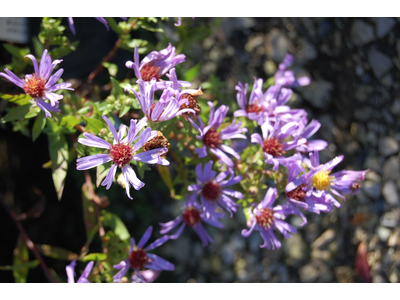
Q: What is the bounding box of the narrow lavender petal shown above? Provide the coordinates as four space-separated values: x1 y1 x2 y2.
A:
76 261 94 283
145 254 175 271
45 68 64 88
112 260 130 282
68 17 76 35
44 92 63 106
210 147 234 168
36 99 60 118
260 187 277 208
145 235 170 251
174 17 182 26
132 148 169 166
76 154 111 170
123 165 145 191
0 70 25 89
38 49 49 78
222 189 244 199
132 127 151 152
214 171 228 183
137 226 153 249
195 145 207 158
24 54 39 75
219 144 241 160
95 17 109 30
241 221 256 237
65 260 76 283
306 140 328 152
325 155 344 171
193 223 213 247
102 115 119 143
195 163 205 183
46 82 73 92
101 164 117 189
160 216 183 234
78 133 111 149
203 161 214 181
187 184 202 192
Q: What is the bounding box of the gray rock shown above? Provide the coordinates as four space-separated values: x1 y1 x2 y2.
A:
383 156 400 181
380 74 393 87
299 263 318 282
368 47 393 79
376 17 396 38
377 226 391 242
366 171 381 183
265 28 290 62
354 106 373 122
380 209 400 228
297 38 318 61
302 80 333 109
362 180 382 199
382 181 400 206
312 229 336 249
351 20 375 46
390 99 400 116
364 156 381 173
379 136 399 157
283 233 307 266
221 244 234 265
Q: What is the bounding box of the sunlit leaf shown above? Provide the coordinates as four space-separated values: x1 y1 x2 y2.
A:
12 236 30 283
48 131 69 200
156 164 175 197
81 253 107 262
102 211 130 241
36 244 78 261
1 104 31 123
32 111 46 141
0 93 31 106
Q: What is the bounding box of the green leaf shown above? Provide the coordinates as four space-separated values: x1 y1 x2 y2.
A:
1 104 31 122
32 111 46 142
110 77 122 99
104 17 123 35
3 44 29 59
83 116 104 135
32 36 45 58
0 260 39 271
81 253 107 262
36 244 78 261
136 161 151 179
24 106 40 119
0 93 31 106
96 162 110 187
48 131 69 200
102 62 118 77
119 103 130 118
12 236 30 283
156 164 175 197
184 62 201 82
102 211 130 241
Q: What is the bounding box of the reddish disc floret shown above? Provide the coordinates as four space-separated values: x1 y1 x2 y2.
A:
246 103 263 114
262 137 284 157
128 248 149 269
203 128 221 148
182 208 201 226
109 143 133 168
24 75 46 98
140 64 161 82
255 208 275 228
286 184 307 202
201 181 221 201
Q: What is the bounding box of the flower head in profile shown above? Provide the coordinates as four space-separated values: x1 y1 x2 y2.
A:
77 116 169 199
251 119 305 170
188 161 243 219
113 226 174 283
126 44 186 90
66 260 94 283
308 151 369 205
160 201 224 247
274 54 311 88
242 187 297 249
0 49 73 117
131 78 194 123
191 102 248 168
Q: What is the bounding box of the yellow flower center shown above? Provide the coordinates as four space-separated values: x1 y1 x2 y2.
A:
313 170 331 190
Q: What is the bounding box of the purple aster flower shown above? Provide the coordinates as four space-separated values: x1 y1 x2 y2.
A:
126 44 186 90
190 101 248 168
68 17 109 35
159 201 224 247
251 119 305 170
174 17 182 26
241 187 297 249
77 116 169 199
131 78 195 123
112 226 174 283
131 270 160 283
285 162 334 226
274 54 311 88
66 260 94 283
188 161 243 219
234 79 294 126
309 151 369 201
0 49 73 118
293 119 328 153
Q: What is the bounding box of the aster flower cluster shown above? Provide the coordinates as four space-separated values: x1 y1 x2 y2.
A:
1 18 372 284
234 54 369 248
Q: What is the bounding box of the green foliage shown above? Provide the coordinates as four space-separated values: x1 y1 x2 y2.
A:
12 236 30 283
36 244 78 261
102 211 131 241
32 111 46 141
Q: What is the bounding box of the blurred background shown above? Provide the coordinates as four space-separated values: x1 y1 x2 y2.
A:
0 17 399 283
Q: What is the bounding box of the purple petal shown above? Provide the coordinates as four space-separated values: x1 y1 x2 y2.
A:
101 164 117 189
138 226 153 249
78 133 111 149
76 154 111 170
145 254 175 271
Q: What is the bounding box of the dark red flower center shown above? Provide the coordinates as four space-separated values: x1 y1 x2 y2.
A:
180 93 201 120
255 208 274 228
109 143 133 168
140 64 161 82
262 138 284 157
201 181 221 201
286 184 307 202
24 75 46 98
182 208 201 226
203 129 221 148
128 248 148 269
246 103 263 114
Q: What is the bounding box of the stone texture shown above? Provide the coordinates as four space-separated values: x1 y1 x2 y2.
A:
375 17 396 38
368 47 393 79
383 157 400 181
265 28 290 62
382 181 400 206
379 137 399 157
351 20 375 46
